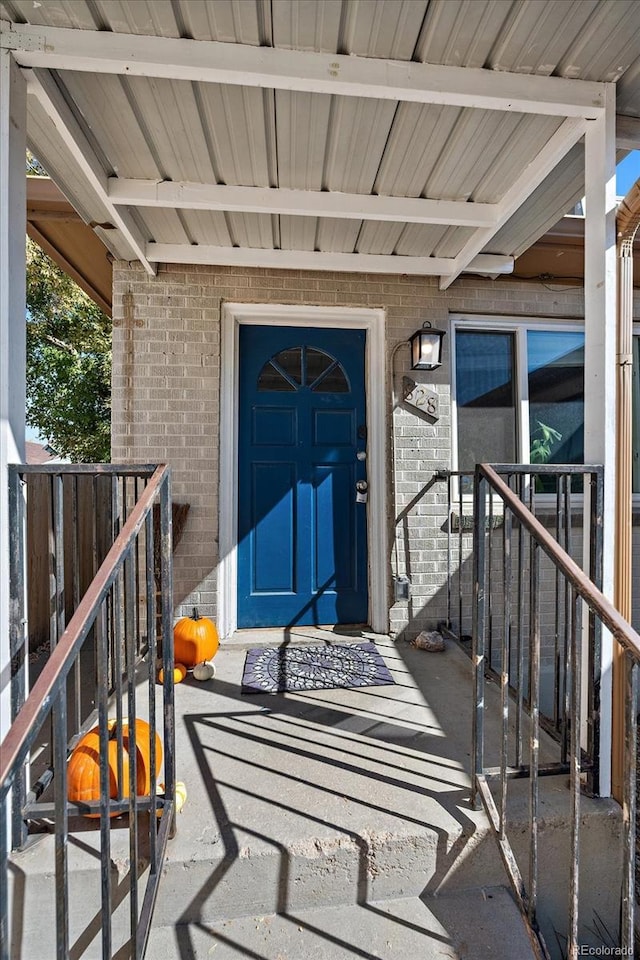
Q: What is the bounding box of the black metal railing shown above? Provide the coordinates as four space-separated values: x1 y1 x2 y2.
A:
471 463 637 960
1 463 175 960
438 465 603 776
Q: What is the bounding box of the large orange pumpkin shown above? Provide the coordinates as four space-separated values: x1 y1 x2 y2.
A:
67 718 162 817
173 607 219 667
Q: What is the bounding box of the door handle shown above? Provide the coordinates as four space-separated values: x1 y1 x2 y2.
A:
356 480 368 504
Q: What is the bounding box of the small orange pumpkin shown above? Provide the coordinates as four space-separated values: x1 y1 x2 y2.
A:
173 607 219 667
67 718 162 817
158 662 187 684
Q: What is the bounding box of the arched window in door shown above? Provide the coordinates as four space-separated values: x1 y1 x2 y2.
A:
257 345 350 393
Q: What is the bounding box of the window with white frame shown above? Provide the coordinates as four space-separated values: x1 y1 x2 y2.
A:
452 318 585 489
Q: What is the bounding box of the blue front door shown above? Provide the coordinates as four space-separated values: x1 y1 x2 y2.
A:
237 326 368 628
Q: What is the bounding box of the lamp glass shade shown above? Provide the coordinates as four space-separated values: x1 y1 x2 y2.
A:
410 327 445 370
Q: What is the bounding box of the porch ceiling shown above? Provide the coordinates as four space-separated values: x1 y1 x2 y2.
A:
1 0 639 284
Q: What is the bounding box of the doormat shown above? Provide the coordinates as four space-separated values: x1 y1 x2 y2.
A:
241 641 395 694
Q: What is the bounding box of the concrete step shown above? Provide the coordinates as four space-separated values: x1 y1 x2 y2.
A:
7 807 506 959
7 828 149 960
146 887 538 959
152 807 504 926
8 777 621 960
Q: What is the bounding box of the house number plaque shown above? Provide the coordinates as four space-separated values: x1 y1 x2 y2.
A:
403 377 440 421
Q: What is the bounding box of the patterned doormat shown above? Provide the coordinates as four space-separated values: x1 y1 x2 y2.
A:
241 641 395 694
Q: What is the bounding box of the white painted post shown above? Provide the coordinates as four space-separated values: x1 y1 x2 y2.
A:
583 83 617 798
0 49 26 754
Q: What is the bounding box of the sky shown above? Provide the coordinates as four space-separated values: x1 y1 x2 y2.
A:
617 150 640 196
26 425 44 443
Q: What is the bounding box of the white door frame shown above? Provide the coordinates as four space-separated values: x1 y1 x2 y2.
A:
218 302 388 638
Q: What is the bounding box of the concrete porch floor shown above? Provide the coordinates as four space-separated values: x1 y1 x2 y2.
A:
143 627 619 959
157 629 494 908
148 629 532 959
9 629 623 959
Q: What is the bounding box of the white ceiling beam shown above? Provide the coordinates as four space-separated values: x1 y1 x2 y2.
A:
440 116 588 291
2 21 606 118
145 243 514 277
616 114 640 152
108 178 498 228
25 69 156 276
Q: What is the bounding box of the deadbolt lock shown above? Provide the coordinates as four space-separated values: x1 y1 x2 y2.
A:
356 480 368 504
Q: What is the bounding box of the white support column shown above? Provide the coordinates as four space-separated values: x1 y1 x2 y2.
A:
0 50 26 753
583 83 617 798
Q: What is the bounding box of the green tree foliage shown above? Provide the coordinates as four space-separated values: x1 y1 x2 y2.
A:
26 239 111 462
26 152 46 176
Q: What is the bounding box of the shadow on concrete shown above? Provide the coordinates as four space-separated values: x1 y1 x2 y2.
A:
164 648 486 959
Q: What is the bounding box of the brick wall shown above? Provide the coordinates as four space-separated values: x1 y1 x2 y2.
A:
111 262 640 634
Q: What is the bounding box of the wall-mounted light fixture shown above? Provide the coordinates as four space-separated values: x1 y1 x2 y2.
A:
409 321 446 371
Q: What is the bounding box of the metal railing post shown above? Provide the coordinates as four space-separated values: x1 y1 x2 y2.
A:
146 510 158 870
53 685 69 959
8 466 27 850
96 600 112 960
568 588 582 960
500 484 512 838
621 649 637 951
587 468 604 797
472 467 487 808
160 474 175 834
0 780 9 960
528 539 540 926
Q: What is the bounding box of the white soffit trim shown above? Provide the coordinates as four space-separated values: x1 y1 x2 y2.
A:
218 303 388 638
440 115 589 290
1 22 607 118
25 69 156 276
146 244 514 276
108 179 498 228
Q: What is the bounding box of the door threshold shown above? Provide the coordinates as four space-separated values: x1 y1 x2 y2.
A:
225 624 381 648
